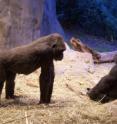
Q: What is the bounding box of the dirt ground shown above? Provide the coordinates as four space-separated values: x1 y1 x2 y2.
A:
0 50 117 124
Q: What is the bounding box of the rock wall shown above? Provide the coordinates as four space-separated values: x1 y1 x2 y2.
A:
0 0 44 48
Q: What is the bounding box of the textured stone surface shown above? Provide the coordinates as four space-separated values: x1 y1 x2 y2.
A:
0 0 44 48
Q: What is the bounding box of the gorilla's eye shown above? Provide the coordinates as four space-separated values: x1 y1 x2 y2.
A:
87 88 91 91
52 43 57 49
52 43 57 48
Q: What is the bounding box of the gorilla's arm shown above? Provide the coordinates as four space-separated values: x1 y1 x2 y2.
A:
39 61 55 103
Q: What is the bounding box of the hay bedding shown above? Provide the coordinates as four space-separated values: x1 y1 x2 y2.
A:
0 51 117 124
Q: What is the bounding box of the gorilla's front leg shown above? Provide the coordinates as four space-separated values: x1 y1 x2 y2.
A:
0 66 6 101
0 81 4 102
5 72 16 99
39 61 55 104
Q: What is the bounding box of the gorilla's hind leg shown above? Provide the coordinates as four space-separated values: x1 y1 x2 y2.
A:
5 72 16 99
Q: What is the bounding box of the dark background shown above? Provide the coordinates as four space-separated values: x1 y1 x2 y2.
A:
56 0 117 41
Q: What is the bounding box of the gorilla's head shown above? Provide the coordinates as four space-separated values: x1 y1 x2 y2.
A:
87 75 117 103
87 88 110 103
50 33 66 61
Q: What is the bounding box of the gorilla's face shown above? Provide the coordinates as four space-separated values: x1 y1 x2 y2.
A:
87 74 117 103
53 48 65 61
50 33 66 61
87 62 117 103
87 88 110 103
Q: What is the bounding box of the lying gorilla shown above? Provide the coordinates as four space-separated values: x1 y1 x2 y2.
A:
0 33 66 104
87 64 117 103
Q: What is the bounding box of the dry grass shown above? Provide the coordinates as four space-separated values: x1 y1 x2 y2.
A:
0 55 117 124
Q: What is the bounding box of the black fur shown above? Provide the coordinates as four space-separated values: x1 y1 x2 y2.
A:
87 64 117 103
0 33 66 104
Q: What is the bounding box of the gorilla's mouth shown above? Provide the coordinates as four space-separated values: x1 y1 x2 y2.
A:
54 51 64 60
87 88 110 103
55 53 63 60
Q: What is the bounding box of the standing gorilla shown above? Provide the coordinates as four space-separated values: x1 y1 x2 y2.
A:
0 33 66 104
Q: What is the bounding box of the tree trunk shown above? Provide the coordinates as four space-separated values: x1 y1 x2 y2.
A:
70 37 117 64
